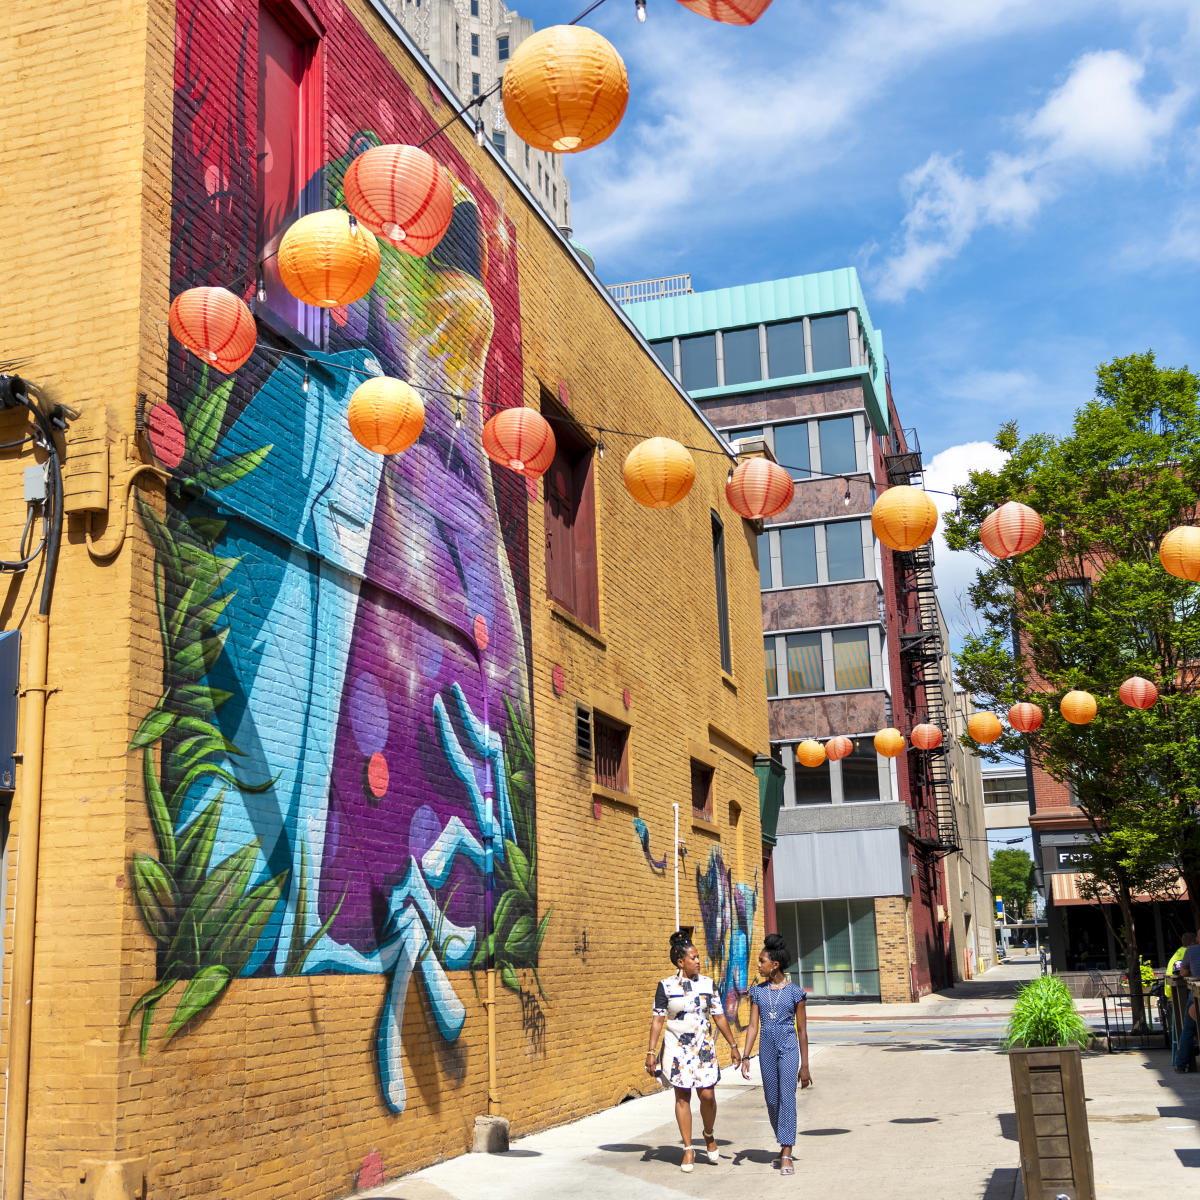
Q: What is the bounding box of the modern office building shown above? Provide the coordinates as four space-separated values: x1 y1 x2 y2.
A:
385 0 570 227
623 269 993 1000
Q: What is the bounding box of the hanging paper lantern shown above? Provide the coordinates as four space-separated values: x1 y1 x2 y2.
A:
980 501 1044 558
1159 526 1200 582
874 728 905 758
1118 676 1158 710
795 739 826 768
675 0 774 22
871 486 938 552
726 457 794 520
277 209 381 308
1007 702 1043 733
1060 690 1098 725
482 407 556 478
825 736 853 762
501 26 629 154
347 377 425 455
910 723 943 751
343 144 454 257
168 286 257 374
623 437 695 509
967 712 1003 744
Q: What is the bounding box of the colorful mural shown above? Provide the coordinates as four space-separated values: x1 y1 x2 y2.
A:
633 817 667 871
696 848 757 1023
128 0 544 1115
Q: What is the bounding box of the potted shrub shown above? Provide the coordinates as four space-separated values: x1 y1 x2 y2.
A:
1003 976 1096 1200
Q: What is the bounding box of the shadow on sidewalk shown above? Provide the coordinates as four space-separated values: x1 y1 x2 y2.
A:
981 1167 1023 1199
937 975 1033 1002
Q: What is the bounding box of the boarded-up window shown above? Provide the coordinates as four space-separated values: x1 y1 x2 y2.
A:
593 712 629 793
691 760 714 822
543 399 599 628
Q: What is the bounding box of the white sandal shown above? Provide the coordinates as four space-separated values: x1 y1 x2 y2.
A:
680 1147 695 1173
703 1131 720 1163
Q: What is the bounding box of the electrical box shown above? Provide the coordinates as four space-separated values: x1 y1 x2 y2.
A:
0 631 20 792
62 405 112 515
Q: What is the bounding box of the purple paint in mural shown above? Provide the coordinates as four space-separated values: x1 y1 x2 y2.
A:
349 672 389 756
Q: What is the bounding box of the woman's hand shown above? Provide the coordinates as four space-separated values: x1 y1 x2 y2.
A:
740 1055 752 1079
645 1052 658 1078
799 1065 813 1089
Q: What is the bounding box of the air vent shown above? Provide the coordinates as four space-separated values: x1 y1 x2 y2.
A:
575 703 593 760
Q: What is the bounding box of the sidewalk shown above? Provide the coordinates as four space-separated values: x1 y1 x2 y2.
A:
357 965 1196 1199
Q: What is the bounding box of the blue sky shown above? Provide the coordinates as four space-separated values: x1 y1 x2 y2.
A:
511 0 1200 626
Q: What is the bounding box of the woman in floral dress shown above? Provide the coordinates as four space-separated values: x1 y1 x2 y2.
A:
645 930 742 1171
740 934 812 1177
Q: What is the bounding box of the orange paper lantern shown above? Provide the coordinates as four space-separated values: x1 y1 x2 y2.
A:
502 26 629 154
675 0 774 22
980 501 1044 558
967 711 1003 744
1007 702 1043 733
825 736 853 761
1118 676 1158 710
874 728 905 758
343 144 454 257
726 457 795 520
795 739 826 768
871 486 938 552
482 407 556 478
168 286 257 373
277 210 381 308
910 723 943 751
1159 526 1200 581
1060 690 1098 725
623 438 695 509
347 377 425 455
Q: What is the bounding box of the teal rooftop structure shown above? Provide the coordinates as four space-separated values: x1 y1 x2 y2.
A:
620 267 889 436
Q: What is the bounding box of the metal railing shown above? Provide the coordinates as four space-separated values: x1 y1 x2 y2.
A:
606 274 693 305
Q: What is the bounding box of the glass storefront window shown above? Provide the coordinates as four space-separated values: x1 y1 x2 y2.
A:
780 899 880 998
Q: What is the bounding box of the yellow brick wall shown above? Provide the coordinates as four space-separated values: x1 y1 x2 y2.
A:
0 1 770 1196
874 896 915 1004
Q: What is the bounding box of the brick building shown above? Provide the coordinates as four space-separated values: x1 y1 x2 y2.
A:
0 2 773 1196
623 271 992 1000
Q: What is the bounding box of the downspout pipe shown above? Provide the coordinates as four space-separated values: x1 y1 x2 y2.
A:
4 392 64 1200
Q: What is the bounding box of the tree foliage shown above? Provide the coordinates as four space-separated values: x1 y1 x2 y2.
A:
991 848 1035 918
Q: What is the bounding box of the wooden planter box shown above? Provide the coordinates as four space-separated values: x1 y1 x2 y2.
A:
1009 1045 1095 1200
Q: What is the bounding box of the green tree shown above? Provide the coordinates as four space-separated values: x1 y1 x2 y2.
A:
946 352 1200 1029
991 847 1036 919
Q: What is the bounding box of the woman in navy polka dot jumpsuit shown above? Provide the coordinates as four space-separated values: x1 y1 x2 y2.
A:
740 934 812 1176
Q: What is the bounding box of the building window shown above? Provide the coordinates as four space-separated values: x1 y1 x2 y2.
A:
810 313 852 373
832 627 871 690
497 34 509 60
691 759 714 822
826 519 864 581
649 339 674 375
773 421 810 480
525 143 531 167
679 333 717 391
757 531 772 590
543 402 599 629
537 163 542 187
712 511 732 674
472 72 481 95
491 130 507 155
471 0 479 14
256 2 322 341
779 524 818 587
552 184 557 208
778 899 879 997
766 319 806 378
983 775 1029 805
794 752 832 805
817 416 857 475
593 712 630 793
840 740 881 802
785 632 823 694
471 32 479 55
722 326 761 386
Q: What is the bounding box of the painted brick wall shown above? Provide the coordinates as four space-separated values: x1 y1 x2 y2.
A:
1 1 770 1197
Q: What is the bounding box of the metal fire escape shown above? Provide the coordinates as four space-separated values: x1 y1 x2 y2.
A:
886 427 960 857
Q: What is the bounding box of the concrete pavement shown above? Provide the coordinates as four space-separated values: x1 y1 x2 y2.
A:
357 964 1200 1199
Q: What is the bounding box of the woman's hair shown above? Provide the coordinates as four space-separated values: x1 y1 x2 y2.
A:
669 929 694 965
762 933 792 972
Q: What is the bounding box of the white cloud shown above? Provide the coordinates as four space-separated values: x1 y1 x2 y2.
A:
874 48 1190 300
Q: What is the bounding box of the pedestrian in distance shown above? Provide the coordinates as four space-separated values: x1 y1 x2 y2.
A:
645 930 743 1172
1172 932 1199 1072
740 933 812 1177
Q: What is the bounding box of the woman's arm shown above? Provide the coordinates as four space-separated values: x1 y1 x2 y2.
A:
645 1013 666 1076
711 1009 743 1066
796 994 812 1087
739 1001 760 1077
